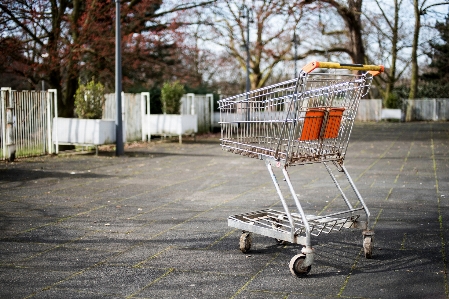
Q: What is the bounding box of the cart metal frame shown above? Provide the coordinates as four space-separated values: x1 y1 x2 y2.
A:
219 61 383 276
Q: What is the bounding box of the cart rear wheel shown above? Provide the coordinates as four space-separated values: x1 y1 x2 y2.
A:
239 232 252 253
271 221 288 245
289 254 311 277
276 239 288 245
363 236 373 259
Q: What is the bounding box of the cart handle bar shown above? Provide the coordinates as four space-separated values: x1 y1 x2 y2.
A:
302 61 384 76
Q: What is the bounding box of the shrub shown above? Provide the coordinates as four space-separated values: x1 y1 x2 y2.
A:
385 92 401 109
74 80 105 119
161 81 185 114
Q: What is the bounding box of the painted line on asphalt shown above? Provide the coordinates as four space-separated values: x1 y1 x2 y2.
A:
125 268 175 299
337 135 415 297
229 251 282 299
133 245 173 268
431 134 449 298
318 135 398 215
2 159 235 240
23 166 269 298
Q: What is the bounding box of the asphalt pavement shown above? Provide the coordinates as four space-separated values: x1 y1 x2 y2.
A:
1 122 449 299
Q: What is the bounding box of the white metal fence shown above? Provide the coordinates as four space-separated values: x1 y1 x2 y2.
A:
404 99 449 121
0 88 56 161
103 92 214 142
212 99 449 124
211 100 387 126
1 89 448 160
353 99 449 122
356 99 383 121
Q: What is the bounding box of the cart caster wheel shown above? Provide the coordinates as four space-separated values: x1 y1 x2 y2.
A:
271 220 287 245
289 254 311 277
363 235 373 259
239 232 252 253
276 238 288 245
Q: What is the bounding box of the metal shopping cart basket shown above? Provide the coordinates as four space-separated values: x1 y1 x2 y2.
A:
218 61 384 277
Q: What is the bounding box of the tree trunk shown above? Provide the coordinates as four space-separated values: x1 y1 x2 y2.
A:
317 0 365 64
347 0 365 64
409 0 420 99
384 0 400 104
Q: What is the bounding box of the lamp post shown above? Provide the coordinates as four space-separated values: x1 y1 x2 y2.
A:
41 53 49 91
240 4 252 96
292 31 300 78
115 0 124 156
240 4 252 125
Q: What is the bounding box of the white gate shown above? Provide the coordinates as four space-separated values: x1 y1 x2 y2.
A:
181 93 213 133
0 88 56 161
104 93 143 142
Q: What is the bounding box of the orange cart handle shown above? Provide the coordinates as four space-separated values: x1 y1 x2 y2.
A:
302 61 384 76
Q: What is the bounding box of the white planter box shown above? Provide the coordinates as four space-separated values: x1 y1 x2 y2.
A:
53 117 116 146
148 114 197 135
143 114 197 143
381 109 402 120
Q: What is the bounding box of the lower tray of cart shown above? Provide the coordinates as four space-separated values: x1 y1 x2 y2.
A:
228 208 365 245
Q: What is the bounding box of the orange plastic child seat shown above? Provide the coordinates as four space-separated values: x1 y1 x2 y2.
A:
324 107 345 138
299 107 345 141
299 108 325 141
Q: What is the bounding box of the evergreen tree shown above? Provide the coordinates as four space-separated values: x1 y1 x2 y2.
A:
423 14 449 83
405 12 449 98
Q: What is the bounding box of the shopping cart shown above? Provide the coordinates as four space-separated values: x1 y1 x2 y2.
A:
218 61 384 277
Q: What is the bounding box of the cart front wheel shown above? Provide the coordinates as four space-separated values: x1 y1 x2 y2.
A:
239 232 252 253
289 254 311 277
363 236 373 259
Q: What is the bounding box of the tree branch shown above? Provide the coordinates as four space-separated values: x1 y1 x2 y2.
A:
0 4 44 46
150 1 217 18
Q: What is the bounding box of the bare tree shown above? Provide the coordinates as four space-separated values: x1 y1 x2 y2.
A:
364 0 409 104
299 0 366 64
409 0 449 99
0 0 216 116
201 0 302 91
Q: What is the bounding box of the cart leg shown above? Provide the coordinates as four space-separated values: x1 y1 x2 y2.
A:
323 162 354 210
281 167 316 276
341 164 375 258
265 160 296 239
341 164 371 229
281 167 312 247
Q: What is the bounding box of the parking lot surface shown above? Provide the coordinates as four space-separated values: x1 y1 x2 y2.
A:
1 122 449 299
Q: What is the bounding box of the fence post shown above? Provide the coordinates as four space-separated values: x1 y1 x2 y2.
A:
186 93 195 115
207 94 213 132
48 89 58 154
1 88 16 161
141 92 150 141
46 90 52 154
433 98 437 121
1 88 5 160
